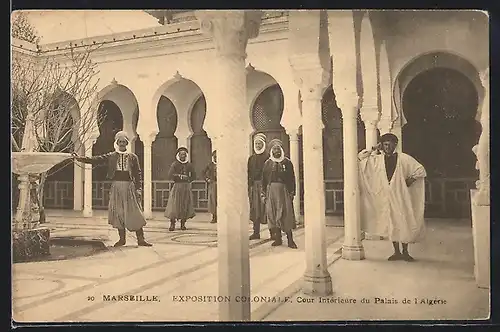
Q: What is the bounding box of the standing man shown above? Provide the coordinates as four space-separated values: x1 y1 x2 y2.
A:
203 150 217 224
261 139 297 249
248 133 270 240
165 147 196 231
72 131 152 247
358 133 427 261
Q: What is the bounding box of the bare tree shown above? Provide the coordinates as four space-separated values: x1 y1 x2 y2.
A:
11 11 41 44
12 26 105 221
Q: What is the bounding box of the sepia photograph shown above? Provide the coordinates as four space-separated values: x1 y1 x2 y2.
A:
10 9 490 323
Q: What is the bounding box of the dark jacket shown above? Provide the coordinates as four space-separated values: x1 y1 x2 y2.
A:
247 153 268 190
203 162 217 183
76 152 142 190
262 157 296 196
168 160 196 183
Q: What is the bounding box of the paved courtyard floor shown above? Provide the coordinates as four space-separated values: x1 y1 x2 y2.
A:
12 210 489 323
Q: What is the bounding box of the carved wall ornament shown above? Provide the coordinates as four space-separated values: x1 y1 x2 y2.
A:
173 71 183 81
196 11 262 58
246 63 256 74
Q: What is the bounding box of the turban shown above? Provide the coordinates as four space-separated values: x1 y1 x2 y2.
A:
254 133 266 144
177 147 188 154
268 138 283 149
114 131 129 142
380 133 398 144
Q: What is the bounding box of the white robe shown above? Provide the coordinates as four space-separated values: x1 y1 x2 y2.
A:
358 150 427 243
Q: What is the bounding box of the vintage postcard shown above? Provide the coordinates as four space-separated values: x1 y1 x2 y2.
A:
11 9 490 323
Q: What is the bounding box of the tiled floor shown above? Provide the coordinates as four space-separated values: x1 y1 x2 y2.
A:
12 212 488 322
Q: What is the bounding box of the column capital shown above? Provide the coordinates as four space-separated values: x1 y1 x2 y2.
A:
360 104 380 125
284 126 300 138
290 55 330 101
138 131 158 146
195 10 262 58
336 91 361 117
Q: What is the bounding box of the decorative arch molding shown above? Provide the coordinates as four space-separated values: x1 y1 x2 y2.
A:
44 91 82 146
187 92 206 134
251 83 284 131
393 51 484 124
249 79 288 157
189 94 212 180
247 69 281 127
94 83 140 141
43 91 82 182
152 95 178 181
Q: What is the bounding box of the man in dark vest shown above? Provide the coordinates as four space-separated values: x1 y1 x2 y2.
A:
248 133 271 240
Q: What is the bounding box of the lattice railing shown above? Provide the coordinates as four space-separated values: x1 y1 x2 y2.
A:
42 178 476 218
43 181 74 209
151 180 208 212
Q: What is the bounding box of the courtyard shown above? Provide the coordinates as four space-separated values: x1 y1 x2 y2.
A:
11 9 490 324
12 210 489 322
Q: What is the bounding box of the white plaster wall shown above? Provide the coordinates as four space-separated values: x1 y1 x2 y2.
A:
91 37 292 136
384 11 489 80
24 10 161 44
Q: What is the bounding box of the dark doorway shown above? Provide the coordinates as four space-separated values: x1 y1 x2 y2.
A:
92 101 124 181
402 67 481 218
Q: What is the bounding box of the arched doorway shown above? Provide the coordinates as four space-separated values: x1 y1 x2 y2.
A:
402 67 480 218
152 96 177 210
42 98 77 209
190 95 212 181
91 101 123 209
92 101 124 180
251 84 289 155
31 93 82 211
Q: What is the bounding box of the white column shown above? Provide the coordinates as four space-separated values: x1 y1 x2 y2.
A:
177 135 190 150
360 107 381 240
73 161 83 211
364 119 378 150
289 9 332 296
471 68 490 289
175 108 191 150
141 135 155 219
360 105 379 150
475 69 490 204
82 138 96 217
196 10 262 321
129 135 136 154
339 96 365 260
300 81 333 295
288 129 302 223
72 139 84 211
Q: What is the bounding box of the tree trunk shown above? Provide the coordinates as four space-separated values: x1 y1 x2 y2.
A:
37 172 47 223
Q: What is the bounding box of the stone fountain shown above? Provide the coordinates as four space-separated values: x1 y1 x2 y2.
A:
11 113 72 262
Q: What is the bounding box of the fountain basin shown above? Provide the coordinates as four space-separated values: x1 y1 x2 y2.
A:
12 152 72 175
12 152 71 262
12 228 51 262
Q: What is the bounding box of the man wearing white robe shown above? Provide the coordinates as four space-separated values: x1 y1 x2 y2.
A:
358 133 427 262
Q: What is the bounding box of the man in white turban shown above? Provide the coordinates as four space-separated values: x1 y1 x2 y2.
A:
164 147 196 231
72 131 152 247
248 133 271 240
261 138 297 249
